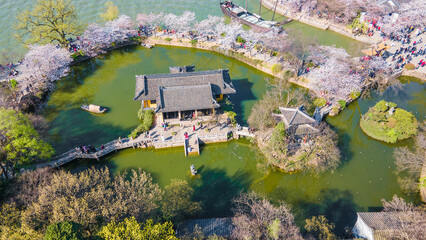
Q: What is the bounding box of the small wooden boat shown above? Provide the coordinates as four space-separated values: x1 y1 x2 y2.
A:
81 104 107 114
190 164 197 176
141 43 153 49
220 1 281 32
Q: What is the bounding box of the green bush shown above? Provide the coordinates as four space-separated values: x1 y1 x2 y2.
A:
271 64 283 74
392 109 417 136
236 36 246 43
404 63 415 70
165 37 172 42
10 79 18 90
220 98 234 111
44 221 83 240
350 91 361 100
111 42 116 47
129 109 155 138
78 50 85 57
314 98 326 107
338 100 346 110
226 111 237 124
375 100 389 112
71 52 79 60
190 39 197 45
388 102 397 108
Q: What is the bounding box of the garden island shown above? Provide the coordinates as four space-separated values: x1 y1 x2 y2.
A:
0 0 425 239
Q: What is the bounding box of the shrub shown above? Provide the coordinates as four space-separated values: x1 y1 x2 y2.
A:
220 98 234 112
9 79 18 90
375 100 389 112
236 36 246 43
129 109 155 138
404 63 415 70
350 91 361 100
388 102 397 108
44 221 83 240
71 52 79 60
78 50 85 57
190 39 197 45
165 37 172 42
338 100 346 109
271 64 283 74
314 98 326 107
111 42 116 47
392 109 417 136
282 70 295 79
226 111 237 124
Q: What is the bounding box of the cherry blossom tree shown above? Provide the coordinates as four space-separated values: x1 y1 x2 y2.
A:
136 12 164 28
23 44 71 82
379 0 426 34
164 11 196 34
106 15 136 33
241 30 264 51
78 15 137 56
215 22 244 49
307 46 362 100
195 15 224 36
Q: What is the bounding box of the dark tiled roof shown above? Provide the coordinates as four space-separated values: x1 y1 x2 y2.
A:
157 84 220 112
276 106 316 128
134 69 236 101
294 124 320 135
357 212 403 230
177 218 233 238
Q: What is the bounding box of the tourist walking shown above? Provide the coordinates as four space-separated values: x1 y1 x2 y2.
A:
193 125 195 131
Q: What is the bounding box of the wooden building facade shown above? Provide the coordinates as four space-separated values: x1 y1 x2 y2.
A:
134 68 236 122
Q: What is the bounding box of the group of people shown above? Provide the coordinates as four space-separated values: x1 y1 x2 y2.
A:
79 145 103 154
386 27 425 70
0 61 22 78
8 68 18 77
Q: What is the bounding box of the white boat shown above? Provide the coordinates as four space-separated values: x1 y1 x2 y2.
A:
141 43 153 49
81 104 107 114
190 164 197 175
220 1 287 32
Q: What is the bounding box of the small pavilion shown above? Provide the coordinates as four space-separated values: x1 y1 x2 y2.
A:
272 105 320 138
133 67 236 123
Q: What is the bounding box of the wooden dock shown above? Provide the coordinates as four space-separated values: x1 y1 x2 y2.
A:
236 127 255 138
185 134 200 156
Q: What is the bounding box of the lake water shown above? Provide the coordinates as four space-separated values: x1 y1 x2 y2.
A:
44 45 425 236
1 0 424 236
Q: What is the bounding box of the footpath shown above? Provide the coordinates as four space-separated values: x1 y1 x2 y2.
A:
261 0 382 45
144 35 311 89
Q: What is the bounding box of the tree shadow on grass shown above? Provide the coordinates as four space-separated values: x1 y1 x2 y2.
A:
190 167 253 218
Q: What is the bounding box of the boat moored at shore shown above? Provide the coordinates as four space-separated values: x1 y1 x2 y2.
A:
220 1 288 32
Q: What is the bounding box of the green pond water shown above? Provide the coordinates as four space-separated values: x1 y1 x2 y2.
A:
2 0 423 236
44 45 425 236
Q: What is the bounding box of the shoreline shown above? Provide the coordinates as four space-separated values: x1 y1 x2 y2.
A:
261 0 380 45
144 36 311 89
